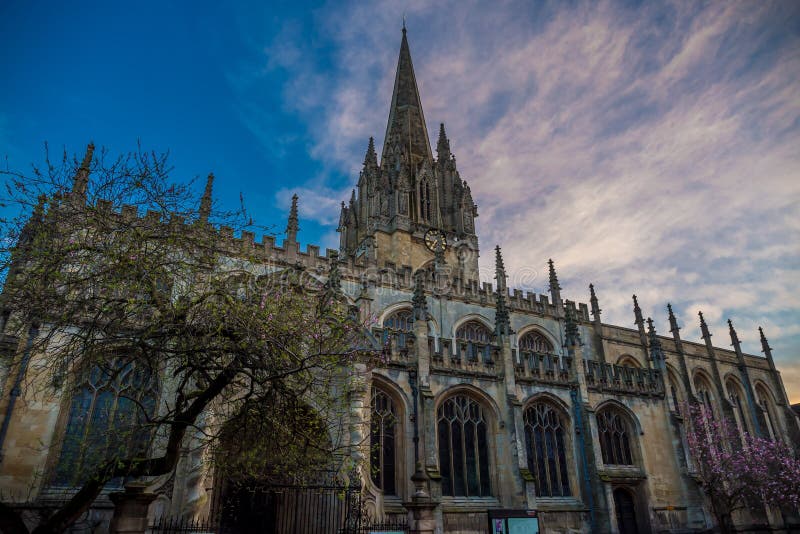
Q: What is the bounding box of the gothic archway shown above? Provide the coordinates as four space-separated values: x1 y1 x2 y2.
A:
613 487 640 534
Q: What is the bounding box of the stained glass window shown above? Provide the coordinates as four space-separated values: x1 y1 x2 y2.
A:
524 402 571 497
370 386 397 495
53 358 157 486
597 408 634 466
437 395 491 497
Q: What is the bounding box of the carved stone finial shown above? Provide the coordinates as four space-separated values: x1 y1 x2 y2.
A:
494 245 506 289
364 137 377 168
286 194 299 243
667 303 680 334
437 123 450 159
589 283 601 321
759 326 771 354
632 294 644 327
325 250 341 293
199 173 214 222
647 317 665 363
548 259 562 306
564 301 581 348
72 142 95 201
698 311 711 340
494 245 512 337
728 318 741 348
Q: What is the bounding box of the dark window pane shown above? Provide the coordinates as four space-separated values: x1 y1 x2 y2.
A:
545 429 559 496
383 426 395 495
465 421 478 496
534 426 547 495
477 421 490 497
556 429 571 496
451 421 465 496
438 416 451 496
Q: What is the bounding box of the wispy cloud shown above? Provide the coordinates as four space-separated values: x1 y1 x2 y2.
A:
230 0 800 400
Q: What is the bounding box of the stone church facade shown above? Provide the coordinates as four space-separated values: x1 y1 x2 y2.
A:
1 28 799 534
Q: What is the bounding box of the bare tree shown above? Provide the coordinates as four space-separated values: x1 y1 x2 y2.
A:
0 144 378 534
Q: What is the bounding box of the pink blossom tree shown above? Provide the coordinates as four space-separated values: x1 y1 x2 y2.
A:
684 403 800 533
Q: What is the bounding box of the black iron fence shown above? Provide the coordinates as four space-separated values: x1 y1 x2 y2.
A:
151 483 377 534
341 516 409 533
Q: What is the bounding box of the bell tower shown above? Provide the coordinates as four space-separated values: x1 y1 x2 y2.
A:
338 27 480 280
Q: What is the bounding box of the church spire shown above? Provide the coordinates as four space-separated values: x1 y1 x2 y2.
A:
382 26 433 166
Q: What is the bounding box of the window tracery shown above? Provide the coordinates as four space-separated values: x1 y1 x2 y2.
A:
383 309 413 348
53 358 157 486
370 386 397 495
519 331 554 353
455 320 493 362
756 386 778 440
523 402 571 497
597 407 634 466
694 375 716 420
437 394 491 497
726 379 749 437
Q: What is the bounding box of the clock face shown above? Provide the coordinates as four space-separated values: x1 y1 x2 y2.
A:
424 229 447 253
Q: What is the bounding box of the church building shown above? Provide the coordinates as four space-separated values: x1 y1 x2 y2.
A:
0 27 798 534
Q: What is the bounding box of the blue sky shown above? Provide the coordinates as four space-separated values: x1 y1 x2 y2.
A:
2 1 799 400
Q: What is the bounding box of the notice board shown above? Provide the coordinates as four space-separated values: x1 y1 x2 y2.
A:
487 509 540 534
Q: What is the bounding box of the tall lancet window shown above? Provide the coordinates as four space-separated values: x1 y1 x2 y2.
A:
694 375 717 420
419 179 432 222
370 386 397 495
597 407 635 466
726 379 749 439
756 386 778 441
53 358 157 486
437 394 492 497
524 401 572 497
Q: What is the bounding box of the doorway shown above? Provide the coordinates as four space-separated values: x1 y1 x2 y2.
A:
613 487 639 534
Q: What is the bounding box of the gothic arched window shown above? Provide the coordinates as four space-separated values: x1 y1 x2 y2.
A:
455 320 493 362
694 374 716 420
53 358 157 486
519 331 554 353
524 402 571 497
437 394 491 497
726 379 749 437
667 368 683 414
384 309 413 331
518 331 557 375
370 386 397 495
383 309 413 348
597 407 635 466
756 385 778 441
